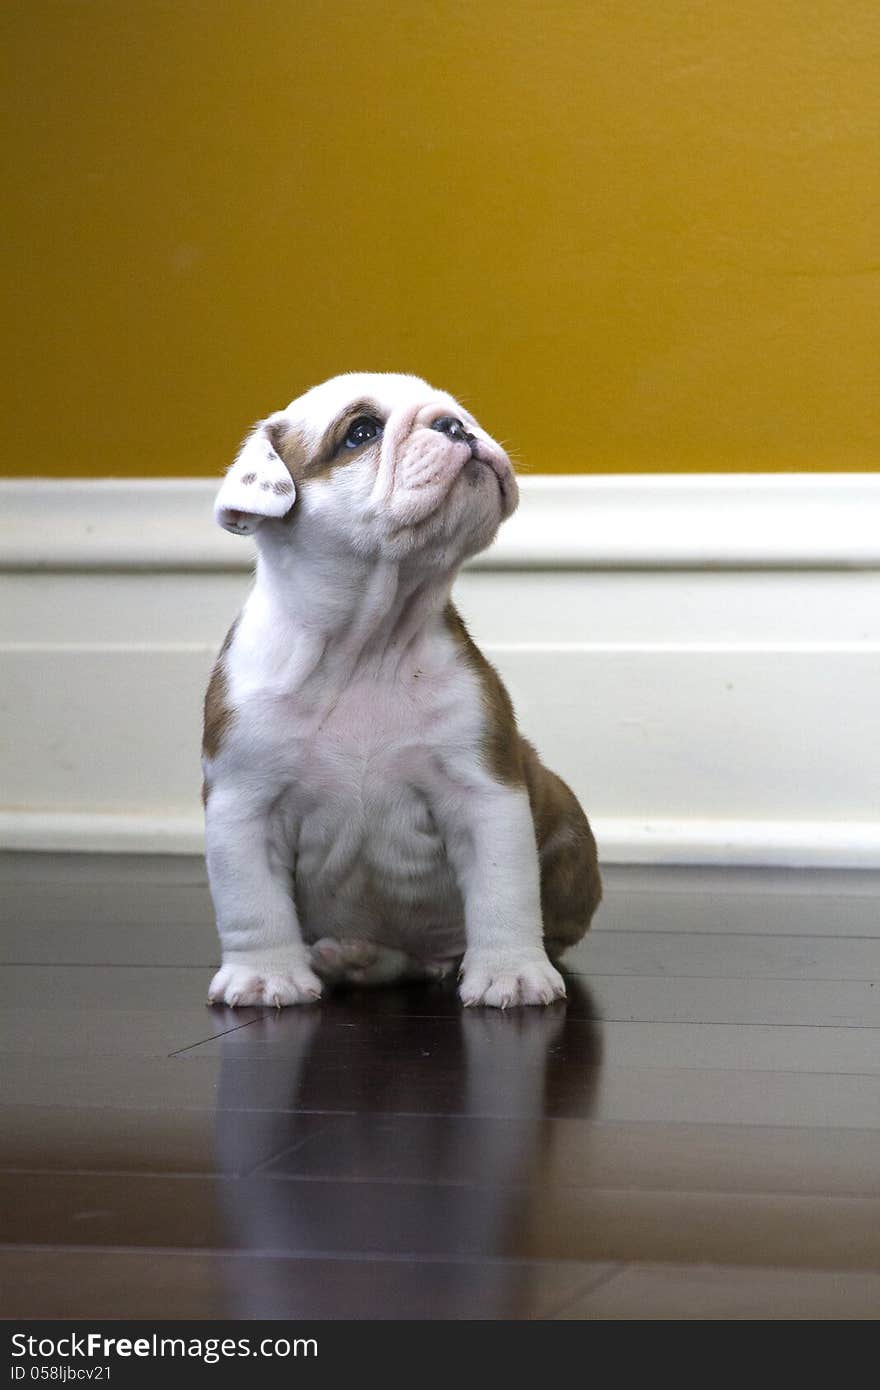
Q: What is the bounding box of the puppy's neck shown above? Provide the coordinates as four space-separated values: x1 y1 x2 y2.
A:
252 525 457 684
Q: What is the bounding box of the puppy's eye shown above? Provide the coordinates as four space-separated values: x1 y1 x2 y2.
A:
343 416 381 450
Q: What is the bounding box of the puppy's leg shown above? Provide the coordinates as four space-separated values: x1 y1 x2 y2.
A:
205 786 322 1008
529 763 603 961
444 787 565 1008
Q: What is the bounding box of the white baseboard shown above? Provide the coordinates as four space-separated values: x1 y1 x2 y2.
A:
3 810 878 869
0 811 205 856
3 474 880 570
2 475 879 867
595 818 880 869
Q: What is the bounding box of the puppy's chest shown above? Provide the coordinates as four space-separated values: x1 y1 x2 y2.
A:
294 683 440 793
270 670 474 925
265 661 479 820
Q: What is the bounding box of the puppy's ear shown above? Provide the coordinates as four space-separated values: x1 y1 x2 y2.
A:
214 416 296 535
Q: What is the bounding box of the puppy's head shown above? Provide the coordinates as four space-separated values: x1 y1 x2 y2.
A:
214 373 518 564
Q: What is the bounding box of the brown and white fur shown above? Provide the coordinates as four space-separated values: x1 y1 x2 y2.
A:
203 373 601 1010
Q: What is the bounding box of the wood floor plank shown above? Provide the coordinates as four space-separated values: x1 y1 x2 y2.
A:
188 1009 880 1076
0 922 216 968
3 852 880 1319
597 864 880 936
551 1261 880 1320
567 931 880 980
585 975 880 1027
0 1104 330 1176
4 855 880 968
2 964 877 1029
0 965 211 1009
2 1172 879 1270
5 1053 880 1127
0 1006 266 1059
0 1248 612 1321
0 852 207 886
4 1104 878 1199
258 1115 880 1198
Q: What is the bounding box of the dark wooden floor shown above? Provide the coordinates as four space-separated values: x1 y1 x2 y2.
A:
1 852 879 1320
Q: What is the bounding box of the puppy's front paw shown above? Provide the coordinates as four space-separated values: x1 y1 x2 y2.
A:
458 948 566 1009
208 949 322 1008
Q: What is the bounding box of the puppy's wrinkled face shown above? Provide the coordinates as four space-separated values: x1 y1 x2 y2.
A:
216 373 518 564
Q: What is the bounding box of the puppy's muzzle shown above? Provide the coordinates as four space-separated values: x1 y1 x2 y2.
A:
431 414 511 502
431 412 500 477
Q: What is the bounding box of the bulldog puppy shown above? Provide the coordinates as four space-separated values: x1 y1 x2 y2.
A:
203 373 601 1009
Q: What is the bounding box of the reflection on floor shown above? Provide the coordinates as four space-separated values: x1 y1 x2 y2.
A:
1 852 879 1320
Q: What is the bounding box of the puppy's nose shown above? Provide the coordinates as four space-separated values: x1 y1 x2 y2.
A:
431 415 472 445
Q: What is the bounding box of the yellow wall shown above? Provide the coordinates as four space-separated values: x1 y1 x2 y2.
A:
3 1 878 477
